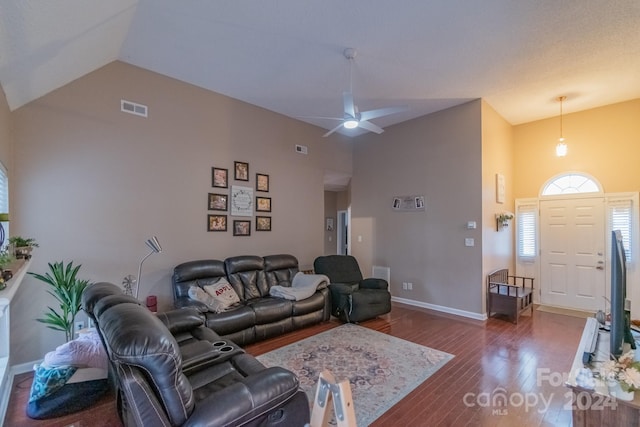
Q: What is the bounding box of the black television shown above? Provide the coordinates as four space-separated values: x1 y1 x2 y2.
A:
610 230 635 357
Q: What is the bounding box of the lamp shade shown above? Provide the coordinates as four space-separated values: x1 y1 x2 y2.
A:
0 213 9 222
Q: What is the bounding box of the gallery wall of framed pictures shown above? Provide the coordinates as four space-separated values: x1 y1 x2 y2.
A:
208 161 272 235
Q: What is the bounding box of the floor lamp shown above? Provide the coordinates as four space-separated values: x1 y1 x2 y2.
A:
135 236 162 299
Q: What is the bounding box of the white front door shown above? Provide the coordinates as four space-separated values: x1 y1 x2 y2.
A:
540 197 606 311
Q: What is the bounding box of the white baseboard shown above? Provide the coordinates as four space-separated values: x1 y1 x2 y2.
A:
391 296 488 321
0 359 42 425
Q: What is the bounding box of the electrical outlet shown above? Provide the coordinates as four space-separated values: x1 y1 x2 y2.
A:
408 282 413 290
75 321 84 332
402 282 407 290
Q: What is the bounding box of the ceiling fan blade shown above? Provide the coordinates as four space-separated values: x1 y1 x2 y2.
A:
343 91 356 118
323 122 345 137
296 115 344 121
358 120 384 134
359 105 409 122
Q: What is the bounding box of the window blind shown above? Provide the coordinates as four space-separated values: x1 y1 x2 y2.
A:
608 199 632 261
517 204 537 259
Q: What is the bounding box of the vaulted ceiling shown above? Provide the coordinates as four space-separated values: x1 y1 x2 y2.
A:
1 1 639 137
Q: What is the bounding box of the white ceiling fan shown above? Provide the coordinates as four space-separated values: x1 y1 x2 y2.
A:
304 48 409 137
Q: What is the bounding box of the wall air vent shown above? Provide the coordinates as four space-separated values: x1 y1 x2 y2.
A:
295 144 308 154
121 100 148 118
372 266 391 283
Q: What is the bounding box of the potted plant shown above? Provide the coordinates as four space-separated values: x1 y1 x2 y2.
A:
495 212 514 231
599 350 640 400
0 249 15 289
29 261 90 342
9 236 38 259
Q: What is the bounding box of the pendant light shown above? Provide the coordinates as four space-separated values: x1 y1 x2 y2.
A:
556 96 568 157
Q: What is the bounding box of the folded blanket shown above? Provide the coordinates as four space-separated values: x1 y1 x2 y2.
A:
269 272 329 301
43 330 108 370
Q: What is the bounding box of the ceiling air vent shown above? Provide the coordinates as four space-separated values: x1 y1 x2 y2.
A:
295 144 308 155
121 99 148 118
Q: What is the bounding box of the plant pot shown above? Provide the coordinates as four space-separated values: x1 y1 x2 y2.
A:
607 379 635 401
14 246 32 259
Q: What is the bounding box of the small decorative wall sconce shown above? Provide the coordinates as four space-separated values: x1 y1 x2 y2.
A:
496 212 514 231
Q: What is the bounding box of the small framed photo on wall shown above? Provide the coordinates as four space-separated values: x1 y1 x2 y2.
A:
212 167 228 188
233 220 251 236
208 215 227 232
234 161 249 181
326 217 334 231
208 193 228 211
256 196 271 212
256 216 271 231
256 173 269 192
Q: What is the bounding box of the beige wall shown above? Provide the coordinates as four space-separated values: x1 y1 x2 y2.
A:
323 191 338 255
350 100 484 315
9 61 352 365
514 99 640 197
481 100 514 310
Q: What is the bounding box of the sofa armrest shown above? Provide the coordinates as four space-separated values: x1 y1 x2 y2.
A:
184 367 305 426
360 278 389 291
156 307 204 334
174 296 209 313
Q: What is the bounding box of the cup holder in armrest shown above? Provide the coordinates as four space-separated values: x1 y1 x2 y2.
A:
181 339 244 375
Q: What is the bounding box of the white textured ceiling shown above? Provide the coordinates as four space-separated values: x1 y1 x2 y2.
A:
1 0 640 137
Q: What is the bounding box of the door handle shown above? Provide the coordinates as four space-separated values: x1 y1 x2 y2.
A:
596 266 604 270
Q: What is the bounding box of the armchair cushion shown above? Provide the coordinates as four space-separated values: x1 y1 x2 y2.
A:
360 278 389 290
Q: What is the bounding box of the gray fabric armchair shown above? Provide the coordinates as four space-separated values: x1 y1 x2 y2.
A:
313 255 391 323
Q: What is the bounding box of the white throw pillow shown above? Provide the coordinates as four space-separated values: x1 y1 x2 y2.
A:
202 278 240 312
188 285 224 312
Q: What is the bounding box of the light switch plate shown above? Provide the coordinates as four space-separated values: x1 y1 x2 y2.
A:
465 238 475 247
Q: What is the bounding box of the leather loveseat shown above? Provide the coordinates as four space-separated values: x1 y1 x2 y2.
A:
82 282 310 427
172 254 331 346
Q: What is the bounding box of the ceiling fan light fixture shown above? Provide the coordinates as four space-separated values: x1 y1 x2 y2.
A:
343 119 359 129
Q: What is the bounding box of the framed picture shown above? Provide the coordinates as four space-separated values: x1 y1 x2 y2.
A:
496 173 505 204
208 214 227 232
256 196 271 212
234 161 249 181
208 193 228 211
326 217 334 231
256 173 269 192
212 167 228 188
233 220 251 236
230 185 253 216
256 216 271 231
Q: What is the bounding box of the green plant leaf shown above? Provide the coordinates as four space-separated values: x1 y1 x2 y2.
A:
30 261 91 341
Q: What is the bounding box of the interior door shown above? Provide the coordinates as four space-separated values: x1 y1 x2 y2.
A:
540 197 606 311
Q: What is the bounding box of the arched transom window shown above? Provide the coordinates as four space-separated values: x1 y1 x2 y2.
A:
541 173 602 196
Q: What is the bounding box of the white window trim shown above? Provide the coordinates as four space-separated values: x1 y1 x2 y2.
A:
539 171 603 198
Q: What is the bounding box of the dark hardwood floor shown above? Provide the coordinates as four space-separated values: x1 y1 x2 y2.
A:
4 303 585 426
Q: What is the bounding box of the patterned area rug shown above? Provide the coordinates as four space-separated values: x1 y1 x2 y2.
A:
256 324 453 426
